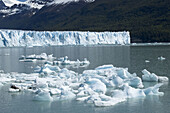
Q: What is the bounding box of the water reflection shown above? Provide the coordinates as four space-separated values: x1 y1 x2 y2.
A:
33 101 52 111
0 46 130 74
1 45 170 113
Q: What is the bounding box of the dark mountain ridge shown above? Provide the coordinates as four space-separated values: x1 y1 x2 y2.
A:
0 0 169 43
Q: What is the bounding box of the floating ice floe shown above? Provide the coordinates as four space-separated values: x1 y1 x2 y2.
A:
158 56 166 60
19 53 56 62
145 60 150 63
20 54 90 68
8 88 20 92
142 69 169 82
53 56 90 68
0 64 168 106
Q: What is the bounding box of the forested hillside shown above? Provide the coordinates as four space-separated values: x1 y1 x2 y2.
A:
0 0 169 43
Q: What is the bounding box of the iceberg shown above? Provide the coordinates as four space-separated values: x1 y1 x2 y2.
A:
142 69 169 82
0 29 130 47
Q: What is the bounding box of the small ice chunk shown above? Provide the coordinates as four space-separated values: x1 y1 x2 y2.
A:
43 64 61 72
50 88 61 95
158 56 165 60
116 68 132 79
54 56 90 68
48 54 56 60
42 68 56 75
35 78 48 88
142 69 158 82
86 94 101 103
77 90 89 97
94 94 126 107
143 83 164 96
76 96 90 101
33 91 53 101
60 90 76 100
44 61 53 65
111 90 127 98
145 60 150 63
94 98 125 107
5 53 10 56
125 77 144 88
95 65 114 70
19 53 56 62
158 76 169 82
0 70 4 73
112 76 123 87
85 78 107 94
0 82 3 86
8 88 20 92
82 58 90 65
8 85 21 92
123 84 146 98
0 77 15 83
41 64 61 75
34 66 42 73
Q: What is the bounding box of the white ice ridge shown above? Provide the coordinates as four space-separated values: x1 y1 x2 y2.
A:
0 29 130 47
0 64 167 107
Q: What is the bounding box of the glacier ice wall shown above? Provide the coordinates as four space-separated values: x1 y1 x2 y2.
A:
0 29 130 47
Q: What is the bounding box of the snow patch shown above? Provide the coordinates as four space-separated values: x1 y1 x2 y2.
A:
2 0 44 9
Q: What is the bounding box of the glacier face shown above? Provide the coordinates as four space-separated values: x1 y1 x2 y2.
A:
0 29 130 47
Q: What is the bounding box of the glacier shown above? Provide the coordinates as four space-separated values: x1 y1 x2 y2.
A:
0 29 130 47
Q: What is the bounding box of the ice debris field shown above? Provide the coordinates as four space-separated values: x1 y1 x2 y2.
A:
19 53 56 62
19 53 90 68
0 29 130 47
0 54 169 107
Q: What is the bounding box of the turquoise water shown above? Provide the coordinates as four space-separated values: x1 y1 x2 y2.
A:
0 45 170 113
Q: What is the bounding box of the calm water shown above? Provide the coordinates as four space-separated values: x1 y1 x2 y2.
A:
0 45 170 113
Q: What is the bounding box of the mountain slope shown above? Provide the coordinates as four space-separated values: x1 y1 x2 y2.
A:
0 0 169 43
0 0 6 9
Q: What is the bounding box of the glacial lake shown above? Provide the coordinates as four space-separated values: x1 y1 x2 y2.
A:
0 45 170 113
